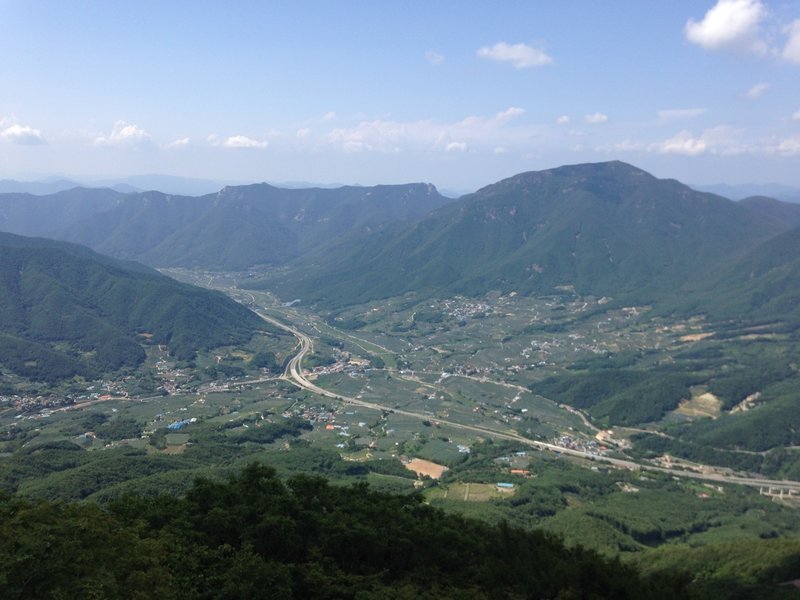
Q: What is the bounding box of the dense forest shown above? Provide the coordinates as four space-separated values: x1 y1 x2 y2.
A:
3 463 800 599
0 232 273 381
0 463 666 599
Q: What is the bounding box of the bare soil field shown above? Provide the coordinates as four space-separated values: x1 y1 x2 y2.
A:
676 391 722 419
405 458 448 479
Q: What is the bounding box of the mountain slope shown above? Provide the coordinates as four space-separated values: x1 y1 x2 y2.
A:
737 196 800 231
0 233 267 382
271 161 790 307
0 188 127 238
675 225 800 325
52 182 451 269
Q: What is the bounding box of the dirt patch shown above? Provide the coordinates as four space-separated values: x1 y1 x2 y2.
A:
676 392 722 419
680 332 714 342
405 458 448 479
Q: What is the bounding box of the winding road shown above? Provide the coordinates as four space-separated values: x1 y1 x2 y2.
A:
256 309 800 493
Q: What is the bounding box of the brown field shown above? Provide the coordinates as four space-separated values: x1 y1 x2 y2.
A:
405 458 448 479
676 391 722 419
680 332 714 342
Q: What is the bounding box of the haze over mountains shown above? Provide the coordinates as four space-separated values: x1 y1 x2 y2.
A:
0 182 450 270
2 160 800 326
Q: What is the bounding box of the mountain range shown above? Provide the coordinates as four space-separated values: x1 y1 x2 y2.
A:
267 162 800 324
0 182 451 270
693 182 800 204
2 161 800 328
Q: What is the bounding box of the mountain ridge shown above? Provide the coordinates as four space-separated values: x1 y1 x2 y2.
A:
269 161 794 311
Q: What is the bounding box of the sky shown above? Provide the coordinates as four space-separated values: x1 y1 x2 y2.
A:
1 0 799 192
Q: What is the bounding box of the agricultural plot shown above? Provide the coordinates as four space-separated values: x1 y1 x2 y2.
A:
428 482 515 502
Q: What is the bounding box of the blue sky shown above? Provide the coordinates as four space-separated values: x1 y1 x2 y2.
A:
1 0 799 191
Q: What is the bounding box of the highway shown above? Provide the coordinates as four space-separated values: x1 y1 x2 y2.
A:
255 309 800 493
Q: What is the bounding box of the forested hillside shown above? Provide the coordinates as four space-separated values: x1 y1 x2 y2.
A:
0 233 267 381
268 162 795 310
0 464 704 599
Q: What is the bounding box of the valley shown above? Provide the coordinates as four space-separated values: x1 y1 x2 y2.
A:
7 264 798 552
2 162 800 595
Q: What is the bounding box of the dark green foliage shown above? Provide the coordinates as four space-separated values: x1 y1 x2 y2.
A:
14 449 195 500
229 419 312 444
708 359 795 408
0 492 177 599
364 458 417 479
251 350 278 370
0 464 676 599
535 369 701 425
0 232 268 381
631 434 767 474
94 417 143 441
630 539 800 599
414 309 444 323
0 333 97 383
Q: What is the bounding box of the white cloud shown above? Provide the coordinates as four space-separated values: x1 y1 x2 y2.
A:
165 137 190 148
495 106 525 123
296 128 311 139
653 125 747 156
222 135 268 149
94 121 151 148
477 41 553 68
792 109 800 121
445 141 468 153
425 51 444 65
743 82 769 99
1 123 46 145
584 112 608 124
783 19 800 64
324 106 532 154
322 111 336 121
493 147 508 154
777 135 800 155
685 0 767 55
556 115 570 125
657 108 707 121
656 130 708 155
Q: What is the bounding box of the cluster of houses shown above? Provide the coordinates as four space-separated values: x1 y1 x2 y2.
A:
553 434 604 456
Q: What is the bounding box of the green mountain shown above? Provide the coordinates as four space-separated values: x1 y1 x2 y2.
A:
0 232 266 382
737 196 800 231
0 187 126 238
270 161 791 307
44 182 450 269
676 224 800 325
